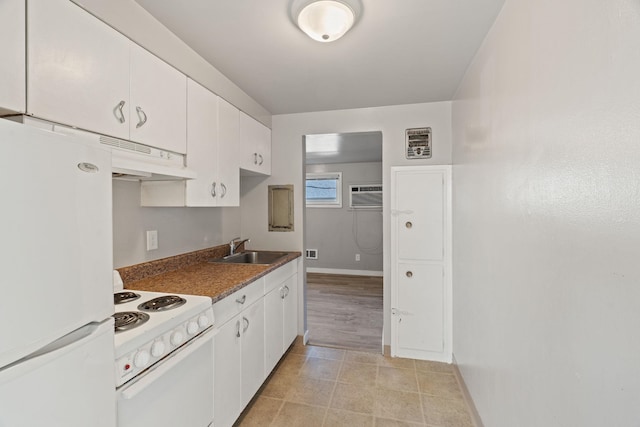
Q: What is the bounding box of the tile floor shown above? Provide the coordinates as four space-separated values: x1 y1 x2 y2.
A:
235 342 474 427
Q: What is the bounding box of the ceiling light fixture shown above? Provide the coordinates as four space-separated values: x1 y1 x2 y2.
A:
291 0 361 43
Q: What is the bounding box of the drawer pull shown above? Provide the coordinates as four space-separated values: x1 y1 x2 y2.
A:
236 295 246 304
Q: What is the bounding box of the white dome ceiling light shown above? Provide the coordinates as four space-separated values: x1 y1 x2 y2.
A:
291 0 361 43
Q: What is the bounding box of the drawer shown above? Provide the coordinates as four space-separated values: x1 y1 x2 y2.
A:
264 260 297 294
213 278 264 326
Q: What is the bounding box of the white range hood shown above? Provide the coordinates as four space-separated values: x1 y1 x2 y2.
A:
14 116 196 181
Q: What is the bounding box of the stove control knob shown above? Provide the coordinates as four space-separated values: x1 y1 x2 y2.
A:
170 331 184 346
151 341 165 357
187 321 199 335
134 350 150 368
198 315 210 328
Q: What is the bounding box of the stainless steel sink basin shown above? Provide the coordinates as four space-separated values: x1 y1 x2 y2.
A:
209 251 289 265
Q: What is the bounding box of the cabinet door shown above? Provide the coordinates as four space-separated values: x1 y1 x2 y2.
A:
264 286 284 375
0 0 25 114
129 44 187 154
395 263 444 354
28 0 130 139
217 98 240 206
240 299 265 408
214 317 242 427
185 79 218 206
239 112 271 175
282 275 298 349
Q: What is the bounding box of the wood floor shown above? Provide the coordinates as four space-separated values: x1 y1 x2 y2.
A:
306 273 383 353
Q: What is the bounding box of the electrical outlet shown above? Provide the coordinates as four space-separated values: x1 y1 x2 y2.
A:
146 230 158 251
355 254 361 261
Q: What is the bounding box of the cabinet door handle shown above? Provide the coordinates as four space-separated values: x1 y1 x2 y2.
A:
236 295 246 304
235 320 241 338
114 100 126 124
135 106 148 128
280 287 285 299
406 271 413 278
211 182 217 198
258 154 264 166
253 153 258 165
284 285 290 297
242 316 250 333
405 221 413 229
220 183 227 198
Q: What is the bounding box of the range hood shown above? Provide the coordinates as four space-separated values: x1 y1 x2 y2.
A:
13 116 196 181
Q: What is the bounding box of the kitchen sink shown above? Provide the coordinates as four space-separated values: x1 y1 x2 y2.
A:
209 251 289 265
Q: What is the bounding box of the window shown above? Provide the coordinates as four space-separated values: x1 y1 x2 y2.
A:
305 172 342 208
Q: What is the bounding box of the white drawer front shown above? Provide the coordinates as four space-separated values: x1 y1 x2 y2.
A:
213 278 264 326
264 261 297 294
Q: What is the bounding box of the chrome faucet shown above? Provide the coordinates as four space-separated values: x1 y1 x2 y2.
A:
229 237 250 255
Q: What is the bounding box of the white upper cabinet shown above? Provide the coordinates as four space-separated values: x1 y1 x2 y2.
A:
0 0 26 115
129 44 187 153
27 0 187 153
140 80 239 207
239 112 271 176
28 0 130 139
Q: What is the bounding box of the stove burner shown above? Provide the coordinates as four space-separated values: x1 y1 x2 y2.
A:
138 295 187 312
113 311 150 332
114 291 141 305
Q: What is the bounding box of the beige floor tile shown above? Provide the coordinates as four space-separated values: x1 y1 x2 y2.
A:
377 356 416 370
374 417 425 427
345 351 383 365
338 362 378 386
236 396 283 427
301 356 342 380
377 366 419 393
271 402 326 427
289 342 314 357
421 394 473 427
374 388 424 424
278 352 307 376
309 346 347 361
330 382 377 414
286 376 335 407
261 370 298 399
324 408 375 427
414 360 453 374
416 372 462 399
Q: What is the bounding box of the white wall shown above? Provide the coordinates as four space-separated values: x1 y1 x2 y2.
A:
306 162 383 273
451 0 640 426
241 101 452 343
113 180 241 268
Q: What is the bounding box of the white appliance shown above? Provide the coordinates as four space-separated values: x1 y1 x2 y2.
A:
113 289 215 427
0 119 116 426
349 184 383 209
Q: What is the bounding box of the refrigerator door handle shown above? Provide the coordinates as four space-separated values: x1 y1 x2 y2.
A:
0 320 113 379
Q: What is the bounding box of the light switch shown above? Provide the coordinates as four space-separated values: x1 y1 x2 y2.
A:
146 230 158 251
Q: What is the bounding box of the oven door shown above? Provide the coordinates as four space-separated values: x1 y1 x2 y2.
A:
117 327 214 427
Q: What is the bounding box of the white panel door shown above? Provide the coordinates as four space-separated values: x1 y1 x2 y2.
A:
213 317 242 427
185 79 218 206
217 97 240 206
28 0 130 139
396 170 444 261
240 299 266 408
0 0 25 114
396 263 444 354
129 43 187 153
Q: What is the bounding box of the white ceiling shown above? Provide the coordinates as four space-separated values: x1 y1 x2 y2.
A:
134 0 505 115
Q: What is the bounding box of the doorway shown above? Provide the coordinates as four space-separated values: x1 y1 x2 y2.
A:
303 131 384 353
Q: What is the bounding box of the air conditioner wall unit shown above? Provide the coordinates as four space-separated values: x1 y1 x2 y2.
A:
349 184 382 209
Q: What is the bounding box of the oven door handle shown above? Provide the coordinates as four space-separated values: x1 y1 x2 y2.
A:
120 327 215 400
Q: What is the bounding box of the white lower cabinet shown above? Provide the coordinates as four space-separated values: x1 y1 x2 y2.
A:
213 259 298 427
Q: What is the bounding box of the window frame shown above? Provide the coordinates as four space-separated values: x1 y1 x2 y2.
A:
305 172 343 208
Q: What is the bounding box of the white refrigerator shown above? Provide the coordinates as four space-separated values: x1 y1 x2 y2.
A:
0 119 116 426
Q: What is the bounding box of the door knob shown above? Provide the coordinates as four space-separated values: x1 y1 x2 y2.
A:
405 221 413 229
406 271 413 278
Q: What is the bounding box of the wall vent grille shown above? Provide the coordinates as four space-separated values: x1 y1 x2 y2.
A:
306 249 318 260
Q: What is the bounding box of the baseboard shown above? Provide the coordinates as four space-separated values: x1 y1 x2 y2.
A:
302 330 309 345
306 267 383 277
452 354 484 427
